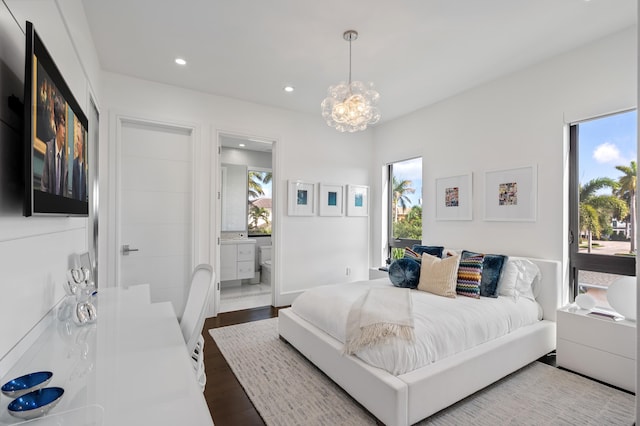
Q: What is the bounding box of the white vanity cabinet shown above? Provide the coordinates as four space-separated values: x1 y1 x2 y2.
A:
220 239 256 281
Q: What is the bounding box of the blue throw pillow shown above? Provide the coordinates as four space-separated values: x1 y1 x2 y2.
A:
461 250 508 297
388 258 421 288
412 245 444 258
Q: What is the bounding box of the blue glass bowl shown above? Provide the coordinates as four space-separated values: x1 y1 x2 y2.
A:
1 371 53 398
8 387 64 420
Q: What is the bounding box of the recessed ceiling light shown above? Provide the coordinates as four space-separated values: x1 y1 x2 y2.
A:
239 143 246 147
283 85 295 93
175 58 187 66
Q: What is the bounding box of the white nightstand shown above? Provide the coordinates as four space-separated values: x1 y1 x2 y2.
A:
556 305 636 392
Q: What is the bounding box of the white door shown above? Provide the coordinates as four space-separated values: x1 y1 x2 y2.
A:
117 119 193 317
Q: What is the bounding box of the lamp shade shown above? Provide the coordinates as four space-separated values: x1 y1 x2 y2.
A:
607 276 636 321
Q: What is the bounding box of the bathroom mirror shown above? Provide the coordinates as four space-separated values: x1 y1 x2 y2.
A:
221 163 248 232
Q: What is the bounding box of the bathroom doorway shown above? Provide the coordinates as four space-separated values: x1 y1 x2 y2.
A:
218 133 275 313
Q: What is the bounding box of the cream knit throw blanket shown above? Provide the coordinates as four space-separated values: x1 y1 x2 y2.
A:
344 287 415 355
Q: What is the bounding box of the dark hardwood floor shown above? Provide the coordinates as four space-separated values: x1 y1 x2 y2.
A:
203 306 281 426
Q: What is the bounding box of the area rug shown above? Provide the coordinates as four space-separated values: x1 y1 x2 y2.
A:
209 318 635 426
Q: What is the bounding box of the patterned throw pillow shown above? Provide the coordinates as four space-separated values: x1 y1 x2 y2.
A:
461 250 508 298
403 247 422 262
456 254 484 298
417 253 459 298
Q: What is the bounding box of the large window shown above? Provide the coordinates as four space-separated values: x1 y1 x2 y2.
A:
569 110 637 309
387 157 422 263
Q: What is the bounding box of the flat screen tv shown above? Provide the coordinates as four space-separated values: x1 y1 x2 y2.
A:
23 21 89 217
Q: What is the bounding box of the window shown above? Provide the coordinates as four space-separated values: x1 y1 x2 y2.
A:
247 168 272 236
387 157 422 263
569 110 637 309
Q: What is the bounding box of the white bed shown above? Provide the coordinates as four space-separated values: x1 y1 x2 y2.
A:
278 257 561 426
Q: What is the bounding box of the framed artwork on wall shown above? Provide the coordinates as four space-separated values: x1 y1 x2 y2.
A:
435 173 472 220
319 183 344 216
288 180 315 216
484 165 537 222
346 184 369 217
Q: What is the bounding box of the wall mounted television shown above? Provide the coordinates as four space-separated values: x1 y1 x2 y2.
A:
23 21 89 217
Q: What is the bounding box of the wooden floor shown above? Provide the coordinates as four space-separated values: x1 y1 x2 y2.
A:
203 306 280 426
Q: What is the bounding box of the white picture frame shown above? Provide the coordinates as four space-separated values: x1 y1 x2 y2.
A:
484 165 537 222
346 185 369 217
319 183 344 216
435 173 472 221
288 180 315 216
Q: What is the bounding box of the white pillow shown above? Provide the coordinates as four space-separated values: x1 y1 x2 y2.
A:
498 257 540 301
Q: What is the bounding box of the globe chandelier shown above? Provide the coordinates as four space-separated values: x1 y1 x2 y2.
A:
321 30 380 133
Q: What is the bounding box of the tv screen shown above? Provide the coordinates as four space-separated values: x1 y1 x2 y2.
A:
24 21 89 217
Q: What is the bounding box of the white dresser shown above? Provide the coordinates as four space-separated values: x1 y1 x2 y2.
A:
556 305 636 392
220 239 256 281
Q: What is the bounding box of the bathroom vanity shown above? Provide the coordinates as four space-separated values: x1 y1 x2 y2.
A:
220 239 256 281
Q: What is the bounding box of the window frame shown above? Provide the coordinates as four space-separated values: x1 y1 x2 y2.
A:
568 121 635 301
386 161 421 263
247 166 272 238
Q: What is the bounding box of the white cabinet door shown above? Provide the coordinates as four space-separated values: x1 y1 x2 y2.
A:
220 244 237 281
237 260 255 279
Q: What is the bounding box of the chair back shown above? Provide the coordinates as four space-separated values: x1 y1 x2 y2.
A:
180 264 214 354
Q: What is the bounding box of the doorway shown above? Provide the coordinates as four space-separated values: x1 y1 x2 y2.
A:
217 133 275 313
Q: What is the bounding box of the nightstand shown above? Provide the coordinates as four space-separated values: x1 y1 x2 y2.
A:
556 305 636 392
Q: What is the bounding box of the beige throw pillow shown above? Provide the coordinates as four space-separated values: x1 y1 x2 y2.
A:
417 252 460 298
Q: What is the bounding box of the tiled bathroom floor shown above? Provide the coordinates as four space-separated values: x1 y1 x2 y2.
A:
219 282 271 313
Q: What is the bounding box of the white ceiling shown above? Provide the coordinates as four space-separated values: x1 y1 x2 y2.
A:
81 0 636 125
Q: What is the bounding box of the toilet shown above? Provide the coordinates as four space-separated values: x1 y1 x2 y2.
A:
259 246 272 286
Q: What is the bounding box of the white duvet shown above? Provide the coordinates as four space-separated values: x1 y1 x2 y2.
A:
291 278 542 375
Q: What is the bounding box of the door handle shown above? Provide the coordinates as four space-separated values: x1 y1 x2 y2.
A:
122 244 140 256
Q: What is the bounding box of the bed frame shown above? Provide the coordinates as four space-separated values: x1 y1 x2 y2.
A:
278 258 562 426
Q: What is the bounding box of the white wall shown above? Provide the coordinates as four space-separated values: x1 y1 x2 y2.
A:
100 72 373 307
221 146 272 169
0 0 102 364
371 26 637 271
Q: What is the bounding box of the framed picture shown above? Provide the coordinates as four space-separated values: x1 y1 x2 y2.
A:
484 165 537 222
288 180 315 216
319 183 344 216
435 173 472 220
346 185 368 217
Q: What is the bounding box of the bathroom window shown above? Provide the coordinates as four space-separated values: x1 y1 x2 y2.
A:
248 168 272 236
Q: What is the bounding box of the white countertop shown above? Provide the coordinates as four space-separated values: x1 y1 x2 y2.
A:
221 238 256 245
0 285 213 425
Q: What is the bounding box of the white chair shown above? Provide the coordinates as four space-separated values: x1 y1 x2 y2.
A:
180 264 214 391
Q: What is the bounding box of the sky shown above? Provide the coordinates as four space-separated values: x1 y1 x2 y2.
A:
579 110 637 190
393 157 423 208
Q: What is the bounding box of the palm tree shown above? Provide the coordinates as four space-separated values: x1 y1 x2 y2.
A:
248 171 272 200
579 177 628 253
248 205 270 229
615 161 637 253
392 176 415 223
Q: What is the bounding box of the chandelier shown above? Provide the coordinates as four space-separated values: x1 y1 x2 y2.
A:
321 30 380 132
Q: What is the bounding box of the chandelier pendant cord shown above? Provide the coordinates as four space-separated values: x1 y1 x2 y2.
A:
347 37 352 92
